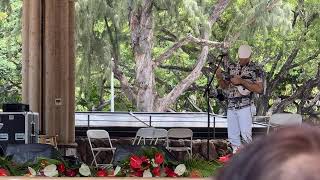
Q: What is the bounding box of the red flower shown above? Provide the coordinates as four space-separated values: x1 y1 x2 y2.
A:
0 168 9 176
57 163 65 174
154 152 164 164
139 156 151 171
65 168 77 177
152 167 161 177
140 156 149 163
96 169 108 177
130 155 142 169
165 167 177 177
133 170 143 177
218 154 231 164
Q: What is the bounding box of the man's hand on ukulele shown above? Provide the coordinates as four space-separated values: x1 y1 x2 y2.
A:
230 75 243 85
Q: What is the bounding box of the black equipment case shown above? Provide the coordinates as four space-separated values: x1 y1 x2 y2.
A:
0 112 39 147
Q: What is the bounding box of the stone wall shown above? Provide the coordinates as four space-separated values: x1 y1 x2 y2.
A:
76 137 230 164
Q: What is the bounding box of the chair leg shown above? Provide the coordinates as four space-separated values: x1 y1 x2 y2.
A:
93 151 102 167
132 137 137 145
110 150 115 164
90 151 98 167
91 154 97 167
137 137 142 145
186 150 191 158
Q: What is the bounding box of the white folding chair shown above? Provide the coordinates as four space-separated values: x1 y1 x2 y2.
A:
267 113 302 134
153 128 168 145
132 127 156 145
166 128 193 158
87 129 116 167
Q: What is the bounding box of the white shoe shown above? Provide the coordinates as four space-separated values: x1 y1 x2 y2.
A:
232 146 239 154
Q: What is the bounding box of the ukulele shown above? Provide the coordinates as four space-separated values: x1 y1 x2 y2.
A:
221 73 251 96
219 57 252 96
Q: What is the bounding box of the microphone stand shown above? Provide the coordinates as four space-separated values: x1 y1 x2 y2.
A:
203 53 226 160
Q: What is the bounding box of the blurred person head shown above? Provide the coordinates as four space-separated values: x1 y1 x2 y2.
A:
216 124 320 180
238 44 252 66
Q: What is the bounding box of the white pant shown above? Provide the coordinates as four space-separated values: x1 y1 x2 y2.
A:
227 106 252 149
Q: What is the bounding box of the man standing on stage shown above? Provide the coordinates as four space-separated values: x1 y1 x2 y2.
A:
216 45 264 153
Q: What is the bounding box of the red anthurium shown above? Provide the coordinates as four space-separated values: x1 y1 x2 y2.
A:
0 168 9 176
140 156 149 163
57 163 65 174
65 168 77 177
152 167 161 177
165 167 177 177
154 152 164 164
218 154 232 164
96 169 108 177
130 155 142 169
139 156 151 171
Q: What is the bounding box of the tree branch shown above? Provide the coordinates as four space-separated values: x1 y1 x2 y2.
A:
274 76 320 113
105 16 137 104
306 12 319 28
304 92 320 108
92 98 115 111
160 28 178 41
267 50 283 82
155 0 231 111
0 84 15 94
159 64 212 75
187 97 203 112
269 44 301 92
159 65 193 72
152 34 224 68
292 9 299 28
289 49 320 68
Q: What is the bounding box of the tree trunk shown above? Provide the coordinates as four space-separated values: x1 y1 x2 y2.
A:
256 95 269 115
130 0 155 111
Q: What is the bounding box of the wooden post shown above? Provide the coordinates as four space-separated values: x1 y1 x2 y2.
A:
22 0 30 104
22 0 75 145
68 0 76 144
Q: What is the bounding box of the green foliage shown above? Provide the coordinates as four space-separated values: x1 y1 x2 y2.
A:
183 157 223 177
72 0 320 114
0 0 22 105
0 0 319 115
225 0 293 41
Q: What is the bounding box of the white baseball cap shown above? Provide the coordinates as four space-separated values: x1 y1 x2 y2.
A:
238 45 252 58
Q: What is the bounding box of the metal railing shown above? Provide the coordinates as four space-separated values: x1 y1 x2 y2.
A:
75 111 230 129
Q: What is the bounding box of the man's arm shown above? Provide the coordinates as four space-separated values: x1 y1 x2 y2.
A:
217 78 230 89
230 75 263 93
216 68 230 89
240 79 263 94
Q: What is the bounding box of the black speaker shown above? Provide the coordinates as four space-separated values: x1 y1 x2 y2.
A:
2 103 30 112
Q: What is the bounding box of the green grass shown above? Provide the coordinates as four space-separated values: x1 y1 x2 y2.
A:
183 157 223 177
